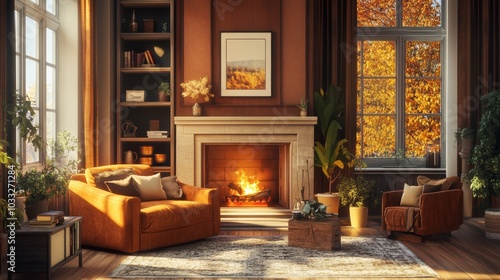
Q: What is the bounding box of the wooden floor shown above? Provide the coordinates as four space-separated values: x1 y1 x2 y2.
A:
2 218 500 280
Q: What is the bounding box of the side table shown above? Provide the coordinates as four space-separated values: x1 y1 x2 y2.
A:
288 217 341 250
9 216 83 280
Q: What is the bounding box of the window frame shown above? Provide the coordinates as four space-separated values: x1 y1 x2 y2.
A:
356 0 446 168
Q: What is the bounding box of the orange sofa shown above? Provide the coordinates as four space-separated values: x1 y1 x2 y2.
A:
381 176 463 239
68 164 220 253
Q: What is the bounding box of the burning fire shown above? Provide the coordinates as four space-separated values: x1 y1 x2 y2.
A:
235 170 262 195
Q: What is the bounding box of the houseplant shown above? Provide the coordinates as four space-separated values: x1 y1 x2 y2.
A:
337 175 378 227
455 127 475 154
468 89 500 210
180 76 214 116
313 85 359 214
157 82 171 102
296 96 308 117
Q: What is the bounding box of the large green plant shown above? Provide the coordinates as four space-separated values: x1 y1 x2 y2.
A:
468 89 500 203
313 85 358 193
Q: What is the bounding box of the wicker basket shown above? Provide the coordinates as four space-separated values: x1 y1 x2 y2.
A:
485 208 500 240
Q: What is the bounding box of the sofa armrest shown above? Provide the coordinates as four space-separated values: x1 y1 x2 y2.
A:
419 189 463 231
178 182 220 235
381 190 403 230
68 179 141 253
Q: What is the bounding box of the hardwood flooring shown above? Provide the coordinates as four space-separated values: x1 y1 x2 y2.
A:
2 218 499 280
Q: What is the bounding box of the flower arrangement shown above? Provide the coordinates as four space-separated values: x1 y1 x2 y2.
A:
180 76 214 103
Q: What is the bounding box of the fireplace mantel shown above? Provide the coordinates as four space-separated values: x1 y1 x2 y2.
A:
175 116 317 208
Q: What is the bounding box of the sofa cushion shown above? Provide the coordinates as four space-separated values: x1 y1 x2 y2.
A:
161 176 183 199
140 200 212 233
422 184 442 193
105 176 140 197
417 176 461 191
91 168 134 190
400 184 422 207
85 164 154 189
132 173 167 201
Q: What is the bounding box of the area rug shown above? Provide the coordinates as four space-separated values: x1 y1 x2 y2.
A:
109 235 438 278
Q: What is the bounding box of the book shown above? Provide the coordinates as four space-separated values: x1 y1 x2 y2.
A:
29 216 64 226
37 210 64 222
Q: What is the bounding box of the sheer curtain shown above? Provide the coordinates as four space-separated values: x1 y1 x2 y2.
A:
80 0 95 168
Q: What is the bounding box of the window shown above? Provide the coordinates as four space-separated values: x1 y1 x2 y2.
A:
356 0 445 167
15 0 59 166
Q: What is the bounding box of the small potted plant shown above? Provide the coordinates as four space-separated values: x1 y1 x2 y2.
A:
301 200 328 220
454 127 474 155
337 175 379 227
296 96 308 117
180 76 214 116
157 82 171 102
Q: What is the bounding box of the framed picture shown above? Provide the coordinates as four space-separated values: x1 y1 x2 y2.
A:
221 32 272 97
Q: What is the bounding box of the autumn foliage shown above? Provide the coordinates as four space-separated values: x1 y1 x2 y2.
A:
226 66 266 90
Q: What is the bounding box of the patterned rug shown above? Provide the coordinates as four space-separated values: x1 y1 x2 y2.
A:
109 235 438 278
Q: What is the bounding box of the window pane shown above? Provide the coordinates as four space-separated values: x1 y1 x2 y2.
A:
46 111 56 143
46 0 56 15
405 79 441 114
30 0 39 4
405 116 441 157
26 109 40 163
15 10 20 52
357 0 396 27
363 41 396 76
25 58 39 106
406 41 441 77
46 28 56 64
363 78 396 114
402 0 441 27
359 116 396 158
16 55 20 91
25 17 39 59
46 66 56 109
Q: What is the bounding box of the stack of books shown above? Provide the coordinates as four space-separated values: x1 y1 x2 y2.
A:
29 210 65 228
147 131 168 138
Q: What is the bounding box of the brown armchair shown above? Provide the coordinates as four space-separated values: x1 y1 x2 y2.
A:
381 176 463 239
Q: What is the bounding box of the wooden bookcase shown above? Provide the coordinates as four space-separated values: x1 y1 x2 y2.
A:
116 0 175 175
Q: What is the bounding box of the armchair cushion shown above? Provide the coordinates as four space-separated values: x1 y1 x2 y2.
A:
161 176 183 199
132 173 167 201
417 175 461 190
423 184 442 193
105 176 140 197
400 184 423 207
92 168 134 190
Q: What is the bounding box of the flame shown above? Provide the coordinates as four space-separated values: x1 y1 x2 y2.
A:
235 170 261 195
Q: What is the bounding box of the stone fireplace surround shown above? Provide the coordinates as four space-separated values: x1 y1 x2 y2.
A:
175 116 317 209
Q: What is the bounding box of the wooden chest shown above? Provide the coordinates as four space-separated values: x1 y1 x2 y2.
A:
288 218 341 250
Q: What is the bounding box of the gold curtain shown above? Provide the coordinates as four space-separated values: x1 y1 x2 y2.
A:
80 0 95 168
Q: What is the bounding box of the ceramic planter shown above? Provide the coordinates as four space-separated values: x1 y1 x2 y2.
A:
349 206 368 227
316 193 339 215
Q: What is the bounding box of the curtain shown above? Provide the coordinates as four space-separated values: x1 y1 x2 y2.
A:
80 0 95 168
308 0 357 194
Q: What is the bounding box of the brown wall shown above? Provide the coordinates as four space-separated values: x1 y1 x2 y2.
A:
176 0 308 116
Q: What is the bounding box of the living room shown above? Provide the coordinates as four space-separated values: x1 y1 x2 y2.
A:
1 0 500 279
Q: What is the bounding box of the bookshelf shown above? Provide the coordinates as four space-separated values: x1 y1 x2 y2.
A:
116 0 175 175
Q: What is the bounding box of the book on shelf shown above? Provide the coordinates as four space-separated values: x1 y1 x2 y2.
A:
37 210 64 222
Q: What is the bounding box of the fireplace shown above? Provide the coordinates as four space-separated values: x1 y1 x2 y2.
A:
175 116 317 209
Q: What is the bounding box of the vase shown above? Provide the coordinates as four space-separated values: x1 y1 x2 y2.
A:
192 102 201 116
300 109 307 117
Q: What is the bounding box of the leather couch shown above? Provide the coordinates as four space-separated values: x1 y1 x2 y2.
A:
68 164 220 253
381 176 463 239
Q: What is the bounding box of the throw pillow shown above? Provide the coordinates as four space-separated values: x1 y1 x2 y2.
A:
400 183 423 207
417 176 461 191
104 176 140 197
92 168 135 190
422 184 442 193
160 176 183 199
131 173 167 201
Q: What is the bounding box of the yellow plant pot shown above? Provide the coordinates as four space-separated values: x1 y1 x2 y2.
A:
316 193 339 215
349 206 368 227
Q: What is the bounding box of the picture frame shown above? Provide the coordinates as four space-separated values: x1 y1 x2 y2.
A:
220 32 272 97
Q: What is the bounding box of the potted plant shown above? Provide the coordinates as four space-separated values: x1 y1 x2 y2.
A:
180 76 214 116
301 200 328 220
296 96 308 117
337 175 378 227
16 131 81 220
157 82 171 102
313 85 360 214
455 127 475 155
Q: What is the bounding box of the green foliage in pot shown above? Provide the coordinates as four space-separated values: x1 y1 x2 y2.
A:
468 89 500 203
296 96 308 110
158 82 171 96
337 175 379 207
313 85 361 193
17 131 81 206
455 127 475 147
301 200 328 219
